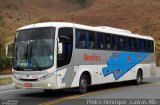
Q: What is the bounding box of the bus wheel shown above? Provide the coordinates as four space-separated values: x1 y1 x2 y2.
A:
79 74 88 94
135 70 142 85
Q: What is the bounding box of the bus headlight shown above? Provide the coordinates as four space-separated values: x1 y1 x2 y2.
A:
38 73 54 81
12 74 19 80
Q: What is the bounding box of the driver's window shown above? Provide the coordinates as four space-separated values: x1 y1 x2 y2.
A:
57 28 73 68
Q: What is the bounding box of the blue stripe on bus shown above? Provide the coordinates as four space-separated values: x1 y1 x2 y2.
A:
102 52 150 80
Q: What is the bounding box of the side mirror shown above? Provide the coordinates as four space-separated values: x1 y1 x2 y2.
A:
58 43 63 54
5 41 14 58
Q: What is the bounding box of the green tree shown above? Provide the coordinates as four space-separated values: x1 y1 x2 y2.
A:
67 0 90 7
76 0 89 7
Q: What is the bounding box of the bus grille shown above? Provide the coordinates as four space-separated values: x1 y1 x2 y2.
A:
19 79 38 81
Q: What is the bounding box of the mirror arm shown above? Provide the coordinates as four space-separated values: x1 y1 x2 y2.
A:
5 41 14 59
56 38 59 43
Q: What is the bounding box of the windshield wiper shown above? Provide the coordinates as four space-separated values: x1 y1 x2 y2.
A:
29 42 41 70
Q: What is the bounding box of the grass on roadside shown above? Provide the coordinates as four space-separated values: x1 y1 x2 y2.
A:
0 77 12 86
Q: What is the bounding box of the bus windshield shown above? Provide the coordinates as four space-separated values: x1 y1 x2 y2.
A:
13 27 55 71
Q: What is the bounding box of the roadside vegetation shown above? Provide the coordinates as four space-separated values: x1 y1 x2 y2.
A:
0 16 12 74
67 0 91 7
156 41 160 66
0 77 12 85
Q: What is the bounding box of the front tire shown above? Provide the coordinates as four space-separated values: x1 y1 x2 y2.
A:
79 74 88 94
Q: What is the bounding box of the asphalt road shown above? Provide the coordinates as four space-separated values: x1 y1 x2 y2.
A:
0 75 160 105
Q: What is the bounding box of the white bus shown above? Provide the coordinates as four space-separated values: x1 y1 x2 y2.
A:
6 22 156 93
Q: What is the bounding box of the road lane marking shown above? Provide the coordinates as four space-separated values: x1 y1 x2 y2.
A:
39 82 160 105
0 89 24 94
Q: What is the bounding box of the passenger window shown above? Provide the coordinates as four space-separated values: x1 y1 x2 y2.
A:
105 34 112 50
138 39 144 52
131 38 137 51
126 37 137 51
76 29 86 48
87 31 95 49
147 40 154 52
150 41 154 52
76 29 95 49
146 41 150 52
112 35 118 50
144 40 147 51
96 32 105 49
117 36 125 50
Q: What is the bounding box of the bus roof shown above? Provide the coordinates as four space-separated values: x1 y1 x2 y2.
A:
17 22 154 40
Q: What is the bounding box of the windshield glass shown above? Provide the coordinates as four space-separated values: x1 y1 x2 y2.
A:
13 27 55 71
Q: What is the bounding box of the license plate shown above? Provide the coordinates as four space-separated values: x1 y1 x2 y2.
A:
24 83 32 87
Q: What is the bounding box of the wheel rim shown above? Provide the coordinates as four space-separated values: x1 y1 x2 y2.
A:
80 79 87 90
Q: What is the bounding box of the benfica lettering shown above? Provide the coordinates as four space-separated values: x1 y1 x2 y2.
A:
84 53 101 61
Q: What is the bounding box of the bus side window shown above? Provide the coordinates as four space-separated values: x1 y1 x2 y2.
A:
128 38 137 51
96 32 105 49
126 37 129 50
130 38 133 51
105 34 111 50
132 38 137 51
143 40 147 52
79 34 86 48
146 40 153 52
141 40 145 52
150 41 154 52
146 41 150 52
138 39 154 52
76 29 95 49
112 35 117 50
117 36 125 50
138 39 143 52
76 29 86 48
87 31 95 49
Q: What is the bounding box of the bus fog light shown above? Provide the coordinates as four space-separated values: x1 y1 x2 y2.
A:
13 74 19 80
48 84 51 87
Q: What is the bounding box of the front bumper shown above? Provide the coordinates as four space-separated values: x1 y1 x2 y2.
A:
12 75 58 89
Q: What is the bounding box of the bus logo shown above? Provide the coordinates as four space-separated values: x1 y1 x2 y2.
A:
84 53 101 61
26 74 30 78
